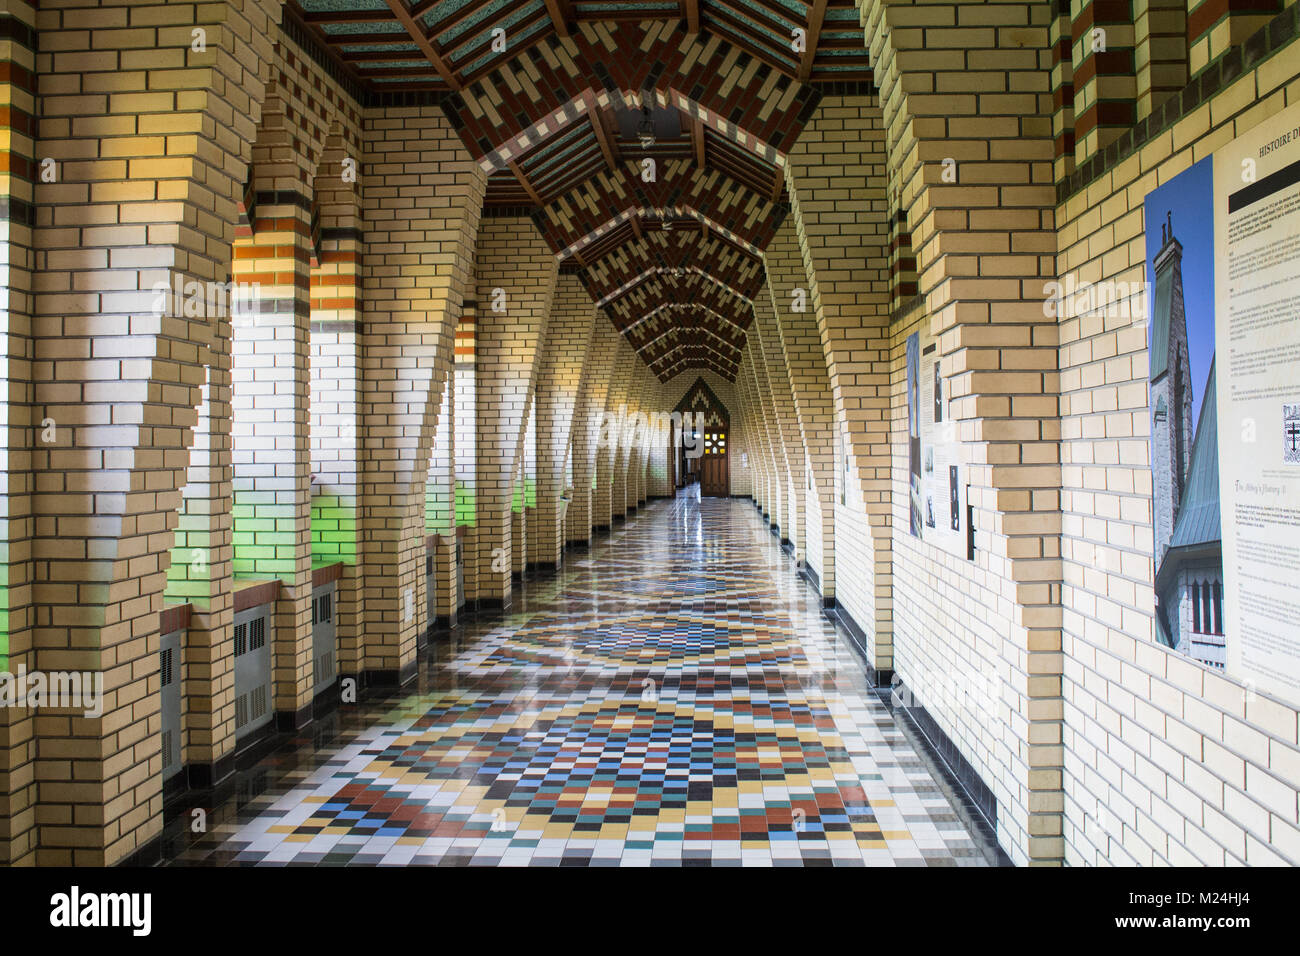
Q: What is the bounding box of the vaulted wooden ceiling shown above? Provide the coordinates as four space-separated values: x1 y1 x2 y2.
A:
289 0 873 380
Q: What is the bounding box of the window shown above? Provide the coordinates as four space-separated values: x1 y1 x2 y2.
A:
1212 581 1223 635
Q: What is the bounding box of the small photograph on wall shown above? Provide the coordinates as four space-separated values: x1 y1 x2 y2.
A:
1144 156 1221 668
906 331 922 536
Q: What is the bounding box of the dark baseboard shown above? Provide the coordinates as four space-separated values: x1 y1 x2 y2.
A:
117 832 164 867
526 560 559 576
566 539 590 551
594 524 611 535
823 602 893 688
780 538 793 553
474 596 511 613
799 562 821 592
273 702 314 733
887 677 1008 863
362 658 418 689
312 681 340 719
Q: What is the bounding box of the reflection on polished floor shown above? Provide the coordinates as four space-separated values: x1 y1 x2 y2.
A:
162 490 1003 867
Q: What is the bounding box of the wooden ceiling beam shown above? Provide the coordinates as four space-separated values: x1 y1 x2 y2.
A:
683 0 700 37
799 0 829 82
543 0 573 38
508 160 545 207
585 97 620 172
383 0 461 90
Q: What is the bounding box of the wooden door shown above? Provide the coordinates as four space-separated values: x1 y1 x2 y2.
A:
700 429 729 496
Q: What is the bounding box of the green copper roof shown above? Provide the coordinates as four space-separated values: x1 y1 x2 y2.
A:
1167 359 1220 551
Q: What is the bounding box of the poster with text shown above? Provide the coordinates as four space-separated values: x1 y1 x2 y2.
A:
905 328 964 554
1213 101 1300 705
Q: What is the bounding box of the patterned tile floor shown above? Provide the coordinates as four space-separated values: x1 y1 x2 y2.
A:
161 489 1003 867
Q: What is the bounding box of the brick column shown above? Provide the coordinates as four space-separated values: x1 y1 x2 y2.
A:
785 94 895 670
473 217 557 607
753 294 806 558
310 129 364 663
25 0 277 863
454 304 477 602
597 345 636 531
1186 0 1280 75
764 218 837 598
1071 1 1138 164
1051 0 1076 181
0 0 37 865
230 93 315 726
858 0 1063 863
359 104 484 682
571 319 620 543
535 274 596 569
1133 0 1188 120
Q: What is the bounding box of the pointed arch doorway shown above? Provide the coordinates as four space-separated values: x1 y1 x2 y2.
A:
675 378 730 497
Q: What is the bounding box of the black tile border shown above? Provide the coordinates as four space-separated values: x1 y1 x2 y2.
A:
885 676 1011 865
1057 4 1300 204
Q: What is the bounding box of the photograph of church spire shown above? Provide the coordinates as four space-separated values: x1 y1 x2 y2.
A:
1145 158 1224 668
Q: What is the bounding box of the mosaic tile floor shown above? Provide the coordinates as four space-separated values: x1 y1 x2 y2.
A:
161 489 1002 867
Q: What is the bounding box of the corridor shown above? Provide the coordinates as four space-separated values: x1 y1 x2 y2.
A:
161 493 1000 867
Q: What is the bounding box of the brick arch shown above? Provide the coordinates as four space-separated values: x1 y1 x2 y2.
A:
849 0 1063 865
18 0 286 865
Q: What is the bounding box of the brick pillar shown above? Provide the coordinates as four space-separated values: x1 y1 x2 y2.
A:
0 0 37 865
535 274 596 569
1186 0 1279 75
571 319 620 543
424 376 456 620
1071 1 1138 164
310 129 364 664
1051 0 1076 181
858 0 1063 863
516 394 535 574
455 304 478 601
744 316 787 535
785 94 895 671
25 0 277 863
230 91 315 727
358 104 484 682
597 345 635 531
753 294 806 558
1133 0 1188 120
474 217 557 606
764 218 837 598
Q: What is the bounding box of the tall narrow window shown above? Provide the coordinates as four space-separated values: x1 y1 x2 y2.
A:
1201 582 1212 636
1212 581 1223 635
1191 582 1201 633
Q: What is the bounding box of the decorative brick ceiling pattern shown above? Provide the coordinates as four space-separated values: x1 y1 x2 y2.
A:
290 0 873 380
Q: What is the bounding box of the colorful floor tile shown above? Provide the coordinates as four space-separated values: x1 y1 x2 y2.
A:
161 489 1003 867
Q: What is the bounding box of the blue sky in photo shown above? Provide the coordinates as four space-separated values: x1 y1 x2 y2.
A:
1145 156 1215 426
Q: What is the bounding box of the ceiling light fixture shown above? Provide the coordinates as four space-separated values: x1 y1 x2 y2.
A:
637 106 655 148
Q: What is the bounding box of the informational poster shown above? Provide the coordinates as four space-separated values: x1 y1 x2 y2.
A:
905 328 964 555
1213 101 1300 704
